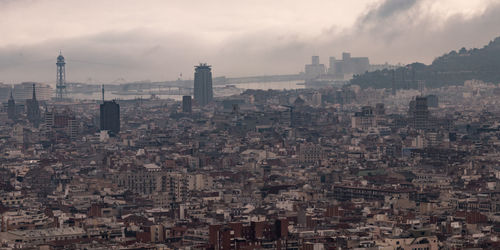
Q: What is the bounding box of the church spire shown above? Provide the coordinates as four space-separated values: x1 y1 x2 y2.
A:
7 89 16 121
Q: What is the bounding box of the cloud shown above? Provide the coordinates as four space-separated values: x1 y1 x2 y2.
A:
360 0 419 24
314 0 500 65
0 0 498 83
0 29 207 83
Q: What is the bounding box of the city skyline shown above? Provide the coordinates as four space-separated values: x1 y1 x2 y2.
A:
2 1 500 247
0 0 498 83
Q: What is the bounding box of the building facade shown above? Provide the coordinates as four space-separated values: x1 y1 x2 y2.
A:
7 92 16 121
26 84 41 128
182 95 192 113
100 100 120 135
305 56 326 80
13 82 52 102
409 96 429 130
193 63 213 106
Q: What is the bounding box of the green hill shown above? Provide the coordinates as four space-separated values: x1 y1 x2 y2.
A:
350 36 500 89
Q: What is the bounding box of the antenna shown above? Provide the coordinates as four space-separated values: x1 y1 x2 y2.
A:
391 70 396 95
102 84 105 103
412 67 416 90
401 67 405 89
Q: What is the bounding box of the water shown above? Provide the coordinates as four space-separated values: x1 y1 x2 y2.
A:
71 80 305 101
71 92 185 101
232 81 305 90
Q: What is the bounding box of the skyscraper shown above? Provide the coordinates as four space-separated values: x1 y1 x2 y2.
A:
26 84 40 127
193 63 213 106
182 95 192 113
304 56 325 80
409 96 429 130
7 91 16 121
100 101 120 135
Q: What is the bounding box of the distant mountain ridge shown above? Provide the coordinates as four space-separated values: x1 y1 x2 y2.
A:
350 36 500 89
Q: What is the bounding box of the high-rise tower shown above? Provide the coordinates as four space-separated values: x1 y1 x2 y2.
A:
409 96 429 130
56 51 66 100
100 100 120 136
193 63 213 106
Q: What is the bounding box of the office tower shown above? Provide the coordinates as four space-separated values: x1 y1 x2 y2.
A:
7 91 16 121
100 101 120 135
26 84 41 128
426 95 439 107
182 96 192 113
328 57 336 74
351 106 375 130
311 55 320 65
342 52 351 61
328 52 369 78
350 57 370 74
67 117 78 141
43 109 78 141
56 52 66 100
42 109 54 139
0 83 11 103
410 96 429 130
193 63 213 106
304 56 325 80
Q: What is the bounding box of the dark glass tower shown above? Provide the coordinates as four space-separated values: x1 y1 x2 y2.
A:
193 63 213 106
182 95 192 113
100 100 120 135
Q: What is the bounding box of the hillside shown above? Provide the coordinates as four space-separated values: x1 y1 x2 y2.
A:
350 36 500 89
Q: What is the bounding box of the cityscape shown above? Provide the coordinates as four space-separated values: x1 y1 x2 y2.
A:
2 1 500 249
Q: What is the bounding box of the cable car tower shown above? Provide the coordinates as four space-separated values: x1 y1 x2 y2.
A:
56 51 66 100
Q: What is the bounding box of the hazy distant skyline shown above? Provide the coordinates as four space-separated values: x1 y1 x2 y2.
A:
0 0 498 84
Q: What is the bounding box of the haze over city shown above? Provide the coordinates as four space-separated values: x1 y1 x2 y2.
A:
4 0 500 249
0 0 499 83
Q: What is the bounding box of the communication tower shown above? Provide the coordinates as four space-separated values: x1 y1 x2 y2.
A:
56 51 66 100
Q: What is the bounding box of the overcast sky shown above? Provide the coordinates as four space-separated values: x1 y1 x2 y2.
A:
0 0 498 84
